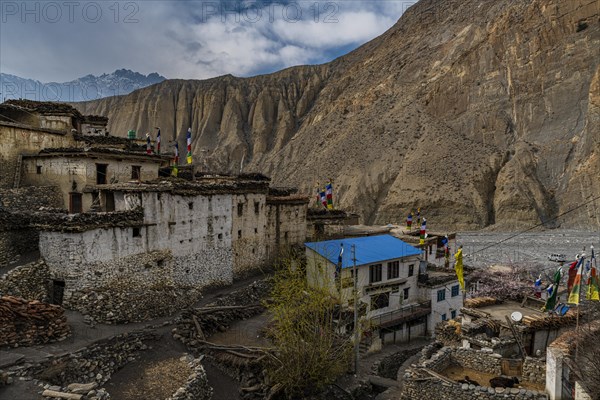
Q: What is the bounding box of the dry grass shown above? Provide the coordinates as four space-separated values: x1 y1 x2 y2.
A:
119 357 192 400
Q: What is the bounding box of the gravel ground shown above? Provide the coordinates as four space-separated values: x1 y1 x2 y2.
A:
457 229 600 269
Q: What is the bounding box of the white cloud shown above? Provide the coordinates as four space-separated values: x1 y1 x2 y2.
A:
0 1 416 82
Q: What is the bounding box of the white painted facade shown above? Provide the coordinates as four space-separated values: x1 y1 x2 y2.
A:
419 280 463 336
39 183 309 311
305 249 421 318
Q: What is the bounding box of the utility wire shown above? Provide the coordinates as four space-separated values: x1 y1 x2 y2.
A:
468 193 600 256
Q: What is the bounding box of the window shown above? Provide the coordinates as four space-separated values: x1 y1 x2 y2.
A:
131 165 141 180
96 164 108 184
238 230 242 239
451 310 457 319
132 227 141 237
369 264 382 283
36 165 42 174
237 203 244 216
451 285 460 297
254 201 260 214
387 261 399 279
441 313 447 321
437 289 446 302
371 292 389 310
218 233 223 240
69 193 82 214
408 264 414 277
403 287 410 300
188 202 194 210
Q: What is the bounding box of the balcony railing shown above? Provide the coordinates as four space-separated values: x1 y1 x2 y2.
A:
370 300 432 329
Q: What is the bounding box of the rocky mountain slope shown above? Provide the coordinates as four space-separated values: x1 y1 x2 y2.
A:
1 69 165 102
74 0 600 230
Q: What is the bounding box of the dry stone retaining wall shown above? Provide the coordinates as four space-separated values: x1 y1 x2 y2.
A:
167 357 213 400
522 357 546 385
0 260 50 301
403 346 548 400
0 186 63 211
17 330 159 387
452 347 503 376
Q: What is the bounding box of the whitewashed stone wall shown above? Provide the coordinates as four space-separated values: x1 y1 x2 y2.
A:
39 190 235 320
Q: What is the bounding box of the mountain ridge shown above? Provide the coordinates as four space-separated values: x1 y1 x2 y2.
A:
0 69 166 103
73 0 600 230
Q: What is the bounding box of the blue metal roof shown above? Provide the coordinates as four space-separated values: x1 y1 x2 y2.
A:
305 234 422 269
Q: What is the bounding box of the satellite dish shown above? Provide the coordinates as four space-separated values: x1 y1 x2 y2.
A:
511 311 523 322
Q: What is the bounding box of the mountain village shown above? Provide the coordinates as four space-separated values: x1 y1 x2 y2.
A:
0 0 599 399
0 99 597 400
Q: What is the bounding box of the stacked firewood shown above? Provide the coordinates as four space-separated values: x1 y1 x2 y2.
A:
464 297 500 308
522 312 578 330
0 296 70 347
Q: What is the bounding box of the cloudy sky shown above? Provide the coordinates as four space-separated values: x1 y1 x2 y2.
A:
0 1 416 82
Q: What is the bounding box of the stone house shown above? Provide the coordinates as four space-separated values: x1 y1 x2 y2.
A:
36 176 308 318
21 148 166 213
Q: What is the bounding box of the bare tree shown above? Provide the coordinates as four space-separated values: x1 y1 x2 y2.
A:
572 302 600 399
265 255 353 398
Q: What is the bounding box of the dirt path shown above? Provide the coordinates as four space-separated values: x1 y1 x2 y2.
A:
208 312 271 347
1 274 270 399
105 332 190 400
0 274 270 368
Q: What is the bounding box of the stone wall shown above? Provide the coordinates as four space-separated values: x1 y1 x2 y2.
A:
522 357 546 385
0 186 64 267
21 156 161 211
0 186 64 211
168 357 213 400
0 123 74 188
452 347 502 376
18 330 159 386
231 192 268 278
39 247 210 323
403 346 548 400
401 376 548 400
265 197 308 262
0 260 50 301
0 228 38 268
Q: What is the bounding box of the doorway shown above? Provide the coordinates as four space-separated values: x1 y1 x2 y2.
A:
51 280 65 305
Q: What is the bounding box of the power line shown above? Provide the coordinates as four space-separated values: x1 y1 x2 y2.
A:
469 194 600 256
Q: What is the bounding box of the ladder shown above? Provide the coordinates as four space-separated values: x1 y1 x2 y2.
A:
505 316 526 360
13 154 22 188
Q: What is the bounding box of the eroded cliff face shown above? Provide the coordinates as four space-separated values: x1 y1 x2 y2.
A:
75 0 600 229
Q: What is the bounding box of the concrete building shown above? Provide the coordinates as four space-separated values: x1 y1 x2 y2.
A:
417 266 463 332
306 235 432 345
